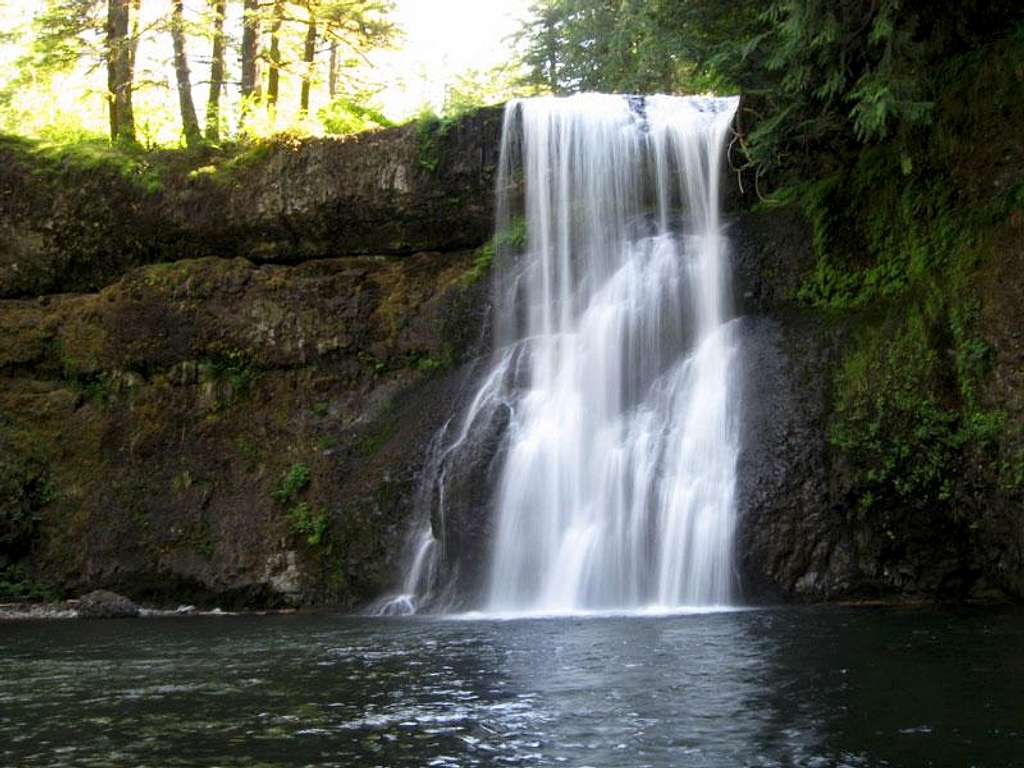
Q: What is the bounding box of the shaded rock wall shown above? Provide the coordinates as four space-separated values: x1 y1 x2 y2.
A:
0 252 491 607
731 209 1024 602
0 112 497 608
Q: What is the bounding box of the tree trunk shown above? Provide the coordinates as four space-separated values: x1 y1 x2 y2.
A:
267 0 284 121
300 9 317 115
206 0 226 141
129 0 141 73
171 0 202 148
106 0 135 143
240 0 261 102
328 41 337 100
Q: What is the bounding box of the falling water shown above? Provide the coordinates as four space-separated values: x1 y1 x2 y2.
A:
380 93 741 615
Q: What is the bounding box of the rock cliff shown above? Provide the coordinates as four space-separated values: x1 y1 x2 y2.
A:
1 103 1021 609
0 111 497 608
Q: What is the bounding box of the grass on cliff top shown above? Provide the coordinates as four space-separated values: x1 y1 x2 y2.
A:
0 130 307 195
0 104 496 195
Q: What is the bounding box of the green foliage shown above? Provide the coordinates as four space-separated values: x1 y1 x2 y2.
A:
288 501 329 546
171 470 194 495
831 310 961 515
831 290 1008 520
273 463 311 504
0 564 59 602
414 109 458 173
202 349 256 394
462 216 528 287
444 63 540 114
517 0 723 95
270 461 327 546
318 97 394 136
10 135 167 195
413 355 444 373
518 1 1023 189
1 0 401 145
463 241 496 287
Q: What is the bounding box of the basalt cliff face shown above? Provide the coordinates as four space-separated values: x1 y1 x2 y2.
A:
0 111 499 608
732 209 1024 603
1 104 1022 609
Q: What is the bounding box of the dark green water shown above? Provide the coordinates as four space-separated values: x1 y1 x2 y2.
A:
1 607 1021 767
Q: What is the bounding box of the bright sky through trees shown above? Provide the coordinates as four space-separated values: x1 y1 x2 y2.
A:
377 0 533 116
0 0 533 143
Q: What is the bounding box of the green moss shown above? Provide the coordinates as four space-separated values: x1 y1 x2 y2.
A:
461 215 527 287
26 138 168 195
357 350 387 376
831 308 960 515
288 501 328 546
171 470 194 494
415 111 458 173
200 349 257 402
143 260 194 288
355 404 399 459
830 291 1007 522
414 355 445 373
273 463 311 504
236 436 267 474
357 424 393 458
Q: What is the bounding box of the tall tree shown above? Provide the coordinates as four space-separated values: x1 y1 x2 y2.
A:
300 2 317 115
316 0 397 99
328 40 337 99
266 0 285 121
106 0 136 143
240 0 261 104
28 0 141 143
169 0 202 147
205 0 226 141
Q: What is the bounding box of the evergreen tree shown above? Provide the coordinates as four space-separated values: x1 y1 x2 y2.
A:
169 0 201 148
205 0 226 141
29 0 140 143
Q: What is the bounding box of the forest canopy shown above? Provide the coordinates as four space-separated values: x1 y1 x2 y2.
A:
1 0 402 144
1 0 1021 188
517 0 1024 182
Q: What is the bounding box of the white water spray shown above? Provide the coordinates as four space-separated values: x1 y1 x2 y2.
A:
380 93 741 615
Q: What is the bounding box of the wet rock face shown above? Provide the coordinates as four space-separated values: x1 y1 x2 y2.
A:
730 210 1024 603
76 590 140 619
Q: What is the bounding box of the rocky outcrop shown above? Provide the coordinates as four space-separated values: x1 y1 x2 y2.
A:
731 209 1024 603
0 109 499 608
76 590 140 618
0 107 503 298
0 250 491 608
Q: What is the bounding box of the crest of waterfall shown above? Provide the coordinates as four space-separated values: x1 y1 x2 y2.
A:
378 93 741 615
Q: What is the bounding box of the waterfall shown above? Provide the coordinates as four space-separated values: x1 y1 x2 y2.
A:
379 93 741 615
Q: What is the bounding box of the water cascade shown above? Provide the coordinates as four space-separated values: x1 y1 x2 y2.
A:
381 93 741 615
